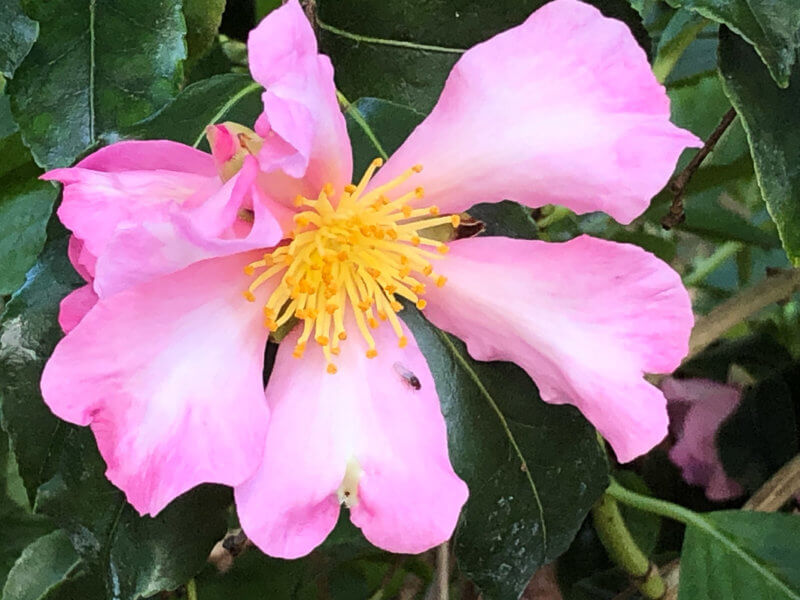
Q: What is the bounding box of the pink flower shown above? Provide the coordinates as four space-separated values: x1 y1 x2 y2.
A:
663 377 744 501
41 0 699 558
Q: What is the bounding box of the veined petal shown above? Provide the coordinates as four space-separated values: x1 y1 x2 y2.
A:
58 284 98 334
370 0 700 224
248 0 352 193
41 252 272 515
235 319 467 558
424 235 693 462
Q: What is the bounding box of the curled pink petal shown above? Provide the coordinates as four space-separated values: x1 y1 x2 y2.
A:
370 0 700 223
247 0 352 193
41 253 272 515
424 235 693 462
236 319 467 558
662 377 744 501
57 284 99 333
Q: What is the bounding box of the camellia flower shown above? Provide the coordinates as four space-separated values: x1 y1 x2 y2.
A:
662 377 744 501
41 0 699 557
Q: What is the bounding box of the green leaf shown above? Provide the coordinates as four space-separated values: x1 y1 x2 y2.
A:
122 73 262 149
719 30 800 265
718 369 799 494
0 166 57 295
8 0 187 169
0 225 232 600
665 0 800 87
318 0 649 113
403 309 608 600
0 503 54 591
0 0 38 79
2 530 80 600
183 0 227 68
679 511 800 599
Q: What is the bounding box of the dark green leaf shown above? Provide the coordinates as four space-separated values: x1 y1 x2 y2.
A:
8 0 187 169
319 0 649 113
719 30 800 265
0 225 232 599
122 73 262 149
403 310 609 600
679 511 800 599
183 0 227 68
343 97 423 175
0 502 54 590
665 0 800 87
718 370 799 494
0 0 38 79
0 165 57 295
2 530 80 600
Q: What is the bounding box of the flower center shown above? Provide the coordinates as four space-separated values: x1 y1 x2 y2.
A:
243 158 459 374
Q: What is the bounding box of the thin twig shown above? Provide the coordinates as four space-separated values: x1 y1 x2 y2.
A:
743 454 800 512
437 541 450 600
662 108 737 229
689 268 800 356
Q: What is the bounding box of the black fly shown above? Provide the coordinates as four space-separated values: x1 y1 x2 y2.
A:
393 362 421 390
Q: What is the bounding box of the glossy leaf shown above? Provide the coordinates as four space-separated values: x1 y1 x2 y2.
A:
8 0 187 169
0 225 232 600
122 73 262 149
679 511 800 600
666 0 800 87
0 0 38 79
404 309 608 600
2 530 80 600
719 30 800 265
183 0 227 67
318 0 649 113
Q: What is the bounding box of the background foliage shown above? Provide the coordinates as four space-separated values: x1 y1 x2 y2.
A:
1 0 799 598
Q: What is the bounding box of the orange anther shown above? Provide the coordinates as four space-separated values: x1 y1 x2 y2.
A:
326 363 338 374
366 349 378 359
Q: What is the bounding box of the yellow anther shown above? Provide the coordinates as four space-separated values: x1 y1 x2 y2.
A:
416 299 427 309
244 158 449 373
436 275 447 287
437 244 449 255
242 290 255 302
451 214 461 227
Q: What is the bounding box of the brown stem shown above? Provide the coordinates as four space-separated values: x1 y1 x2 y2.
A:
662 108 737 229
688 268 800 356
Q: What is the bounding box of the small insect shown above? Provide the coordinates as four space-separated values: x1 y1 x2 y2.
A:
393 362 421 390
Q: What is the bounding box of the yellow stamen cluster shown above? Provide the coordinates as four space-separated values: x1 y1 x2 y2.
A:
243 158 457 373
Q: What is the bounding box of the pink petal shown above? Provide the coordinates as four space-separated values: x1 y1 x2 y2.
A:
67 236 95 281
662 377 744 501
57 284 99 333
424 235 693 462
370 0 700 224
247 0 352 193
235 319 467 558
41 252 272 515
